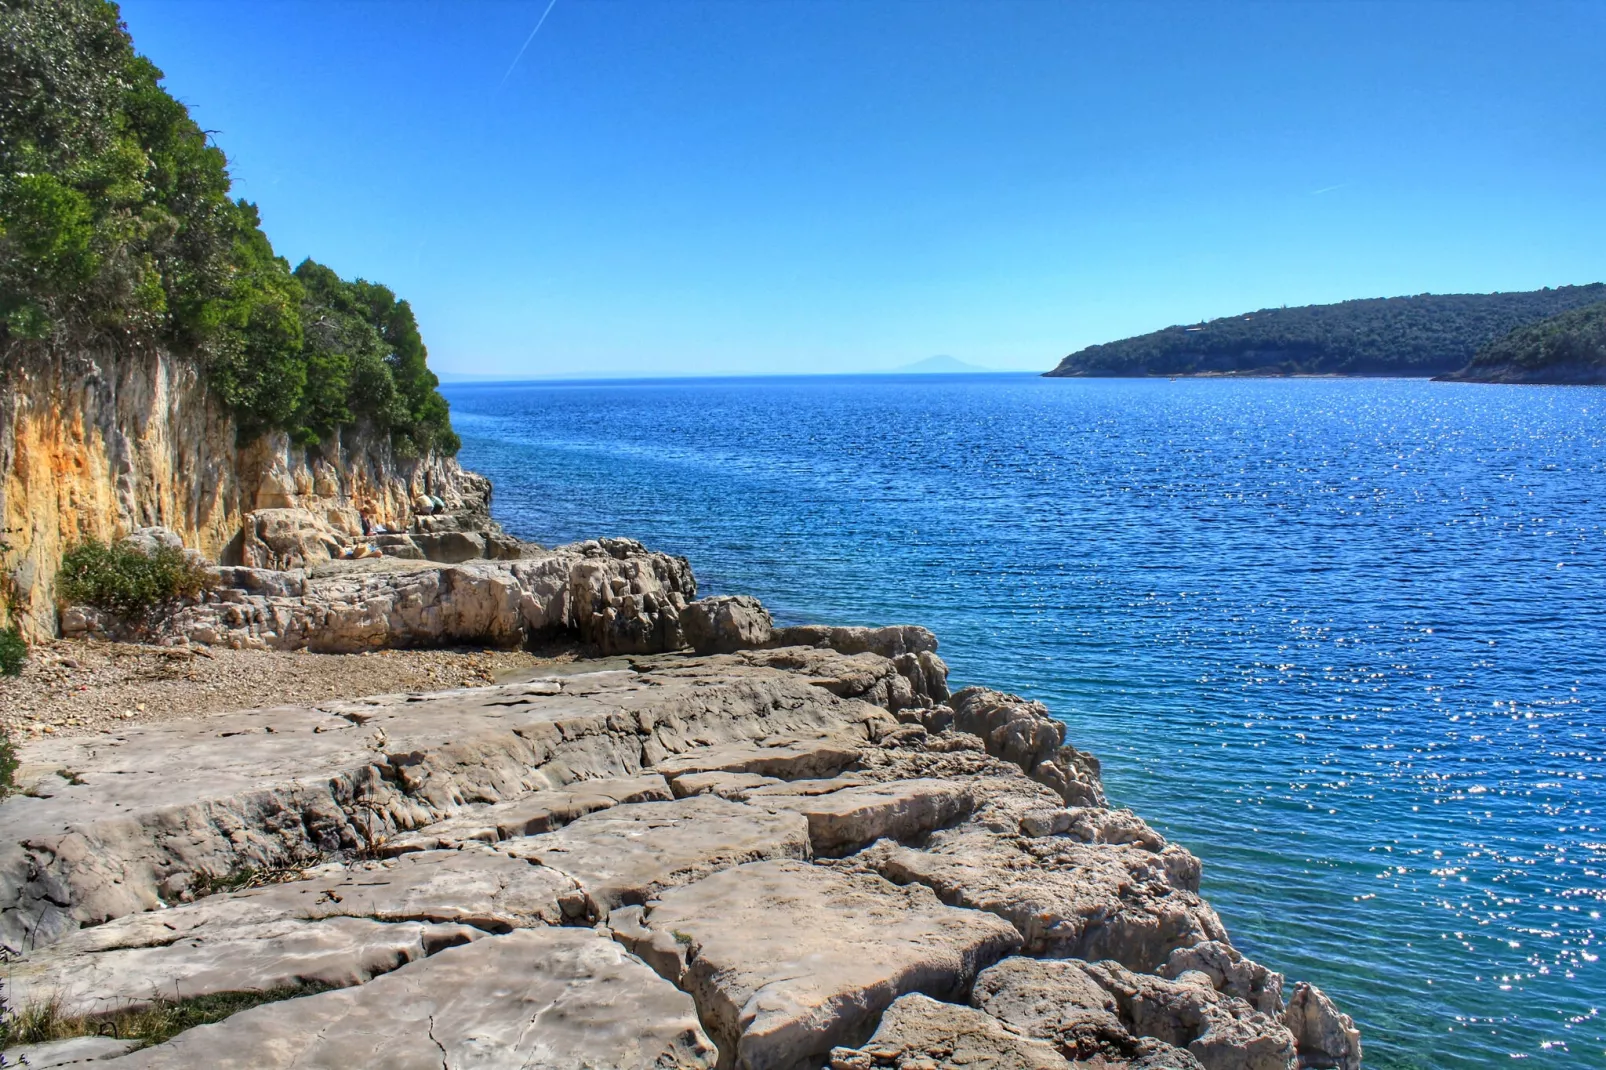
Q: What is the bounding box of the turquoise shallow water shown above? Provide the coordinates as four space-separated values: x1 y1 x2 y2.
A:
443 374 1605 1069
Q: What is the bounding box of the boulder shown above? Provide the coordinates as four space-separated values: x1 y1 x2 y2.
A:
972 955 1145 1062
208 566 306 599
611 859 1022 1070
732 646 941 711
1020 806 1167 849
1283 983 1362 1070
829 992 1071 1070
1162 941 1286 1016
949 687 1105 806
484 530 527 559
770 624 938 659
682 594 774 653
370 533 425 559
860 820 1226 971
1078 960 1298 1070
410 530 486 563
239 507 348 570
96 927 718 1069
120 526 184 556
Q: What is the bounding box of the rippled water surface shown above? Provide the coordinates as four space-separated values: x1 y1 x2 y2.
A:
444 374 1605 1068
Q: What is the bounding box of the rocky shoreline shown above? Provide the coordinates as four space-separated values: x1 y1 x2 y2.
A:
4 527 1360 1070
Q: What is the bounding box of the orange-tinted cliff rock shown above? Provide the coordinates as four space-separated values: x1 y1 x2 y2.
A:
1 342 478 639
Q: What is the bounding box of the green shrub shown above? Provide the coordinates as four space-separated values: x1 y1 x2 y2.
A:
56 537 210 629
0 627 24 676
0 726 17 801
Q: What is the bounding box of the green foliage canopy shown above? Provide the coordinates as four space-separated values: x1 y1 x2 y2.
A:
1047 285 1606 378
1444 300 1606 385
0 0 457 454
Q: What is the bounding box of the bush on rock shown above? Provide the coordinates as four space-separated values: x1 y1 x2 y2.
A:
0 626 25 676
57 537 211 631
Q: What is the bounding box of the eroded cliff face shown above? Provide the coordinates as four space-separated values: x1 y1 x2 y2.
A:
0 342 476 639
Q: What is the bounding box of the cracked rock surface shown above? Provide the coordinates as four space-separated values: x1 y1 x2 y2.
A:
1 647 1359 1070
612 859 1022 1070
100 927 719 1070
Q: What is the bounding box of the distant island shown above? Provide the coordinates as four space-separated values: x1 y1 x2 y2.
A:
1044 284 1606 379
1438 300 1606 384
894 354 996 374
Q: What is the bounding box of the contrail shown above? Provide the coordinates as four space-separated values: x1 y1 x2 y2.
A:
499 0 561 89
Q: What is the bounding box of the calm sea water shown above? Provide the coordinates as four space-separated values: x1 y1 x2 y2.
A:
444 374 1605 1069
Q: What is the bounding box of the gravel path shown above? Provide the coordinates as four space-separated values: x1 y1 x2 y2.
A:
1 640 564 740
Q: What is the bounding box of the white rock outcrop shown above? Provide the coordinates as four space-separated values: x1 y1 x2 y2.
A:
0 645 1358 1070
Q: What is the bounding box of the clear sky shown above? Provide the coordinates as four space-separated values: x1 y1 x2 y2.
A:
117 0 1606 379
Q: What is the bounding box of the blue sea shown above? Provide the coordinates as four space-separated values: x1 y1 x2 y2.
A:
444 374 1605 1069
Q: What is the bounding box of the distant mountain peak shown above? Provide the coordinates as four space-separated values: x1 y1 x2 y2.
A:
894 355 992 374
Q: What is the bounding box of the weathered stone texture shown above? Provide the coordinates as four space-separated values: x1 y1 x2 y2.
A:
0 651 1358 1070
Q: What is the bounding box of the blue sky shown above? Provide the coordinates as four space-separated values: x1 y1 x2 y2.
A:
119 0 1606 378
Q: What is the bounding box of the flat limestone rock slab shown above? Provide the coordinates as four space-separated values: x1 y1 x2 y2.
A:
381 773 673 852
96 927 718 1070
615 858 1022 1070
861 824 1228 972
671 770 785 798
1 1036 141 1067
46 847 575 957
499 796 811 912
748 778 974 856
6 847 574 1020
653 738 863 782
1 662 881 952
739 774 874 799
10 915 478 1019
828 993 1070 1070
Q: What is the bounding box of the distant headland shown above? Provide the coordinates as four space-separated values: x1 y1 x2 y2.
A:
1046 285 1606 382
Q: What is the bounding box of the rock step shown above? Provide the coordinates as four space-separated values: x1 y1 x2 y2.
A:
6 847 580 1018
0 654 1359 1070
379 773 674 854
0 664 885 952
611 859 1024 1070
498 795 813 913
90 927 718 1070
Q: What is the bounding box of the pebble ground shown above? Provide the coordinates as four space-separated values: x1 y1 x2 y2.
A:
0 640 565 740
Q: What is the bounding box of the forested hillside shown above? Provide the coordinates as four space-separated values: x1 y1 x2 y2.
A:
1046 285 1606 378
0 0 456 455
1439 300 1606 385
